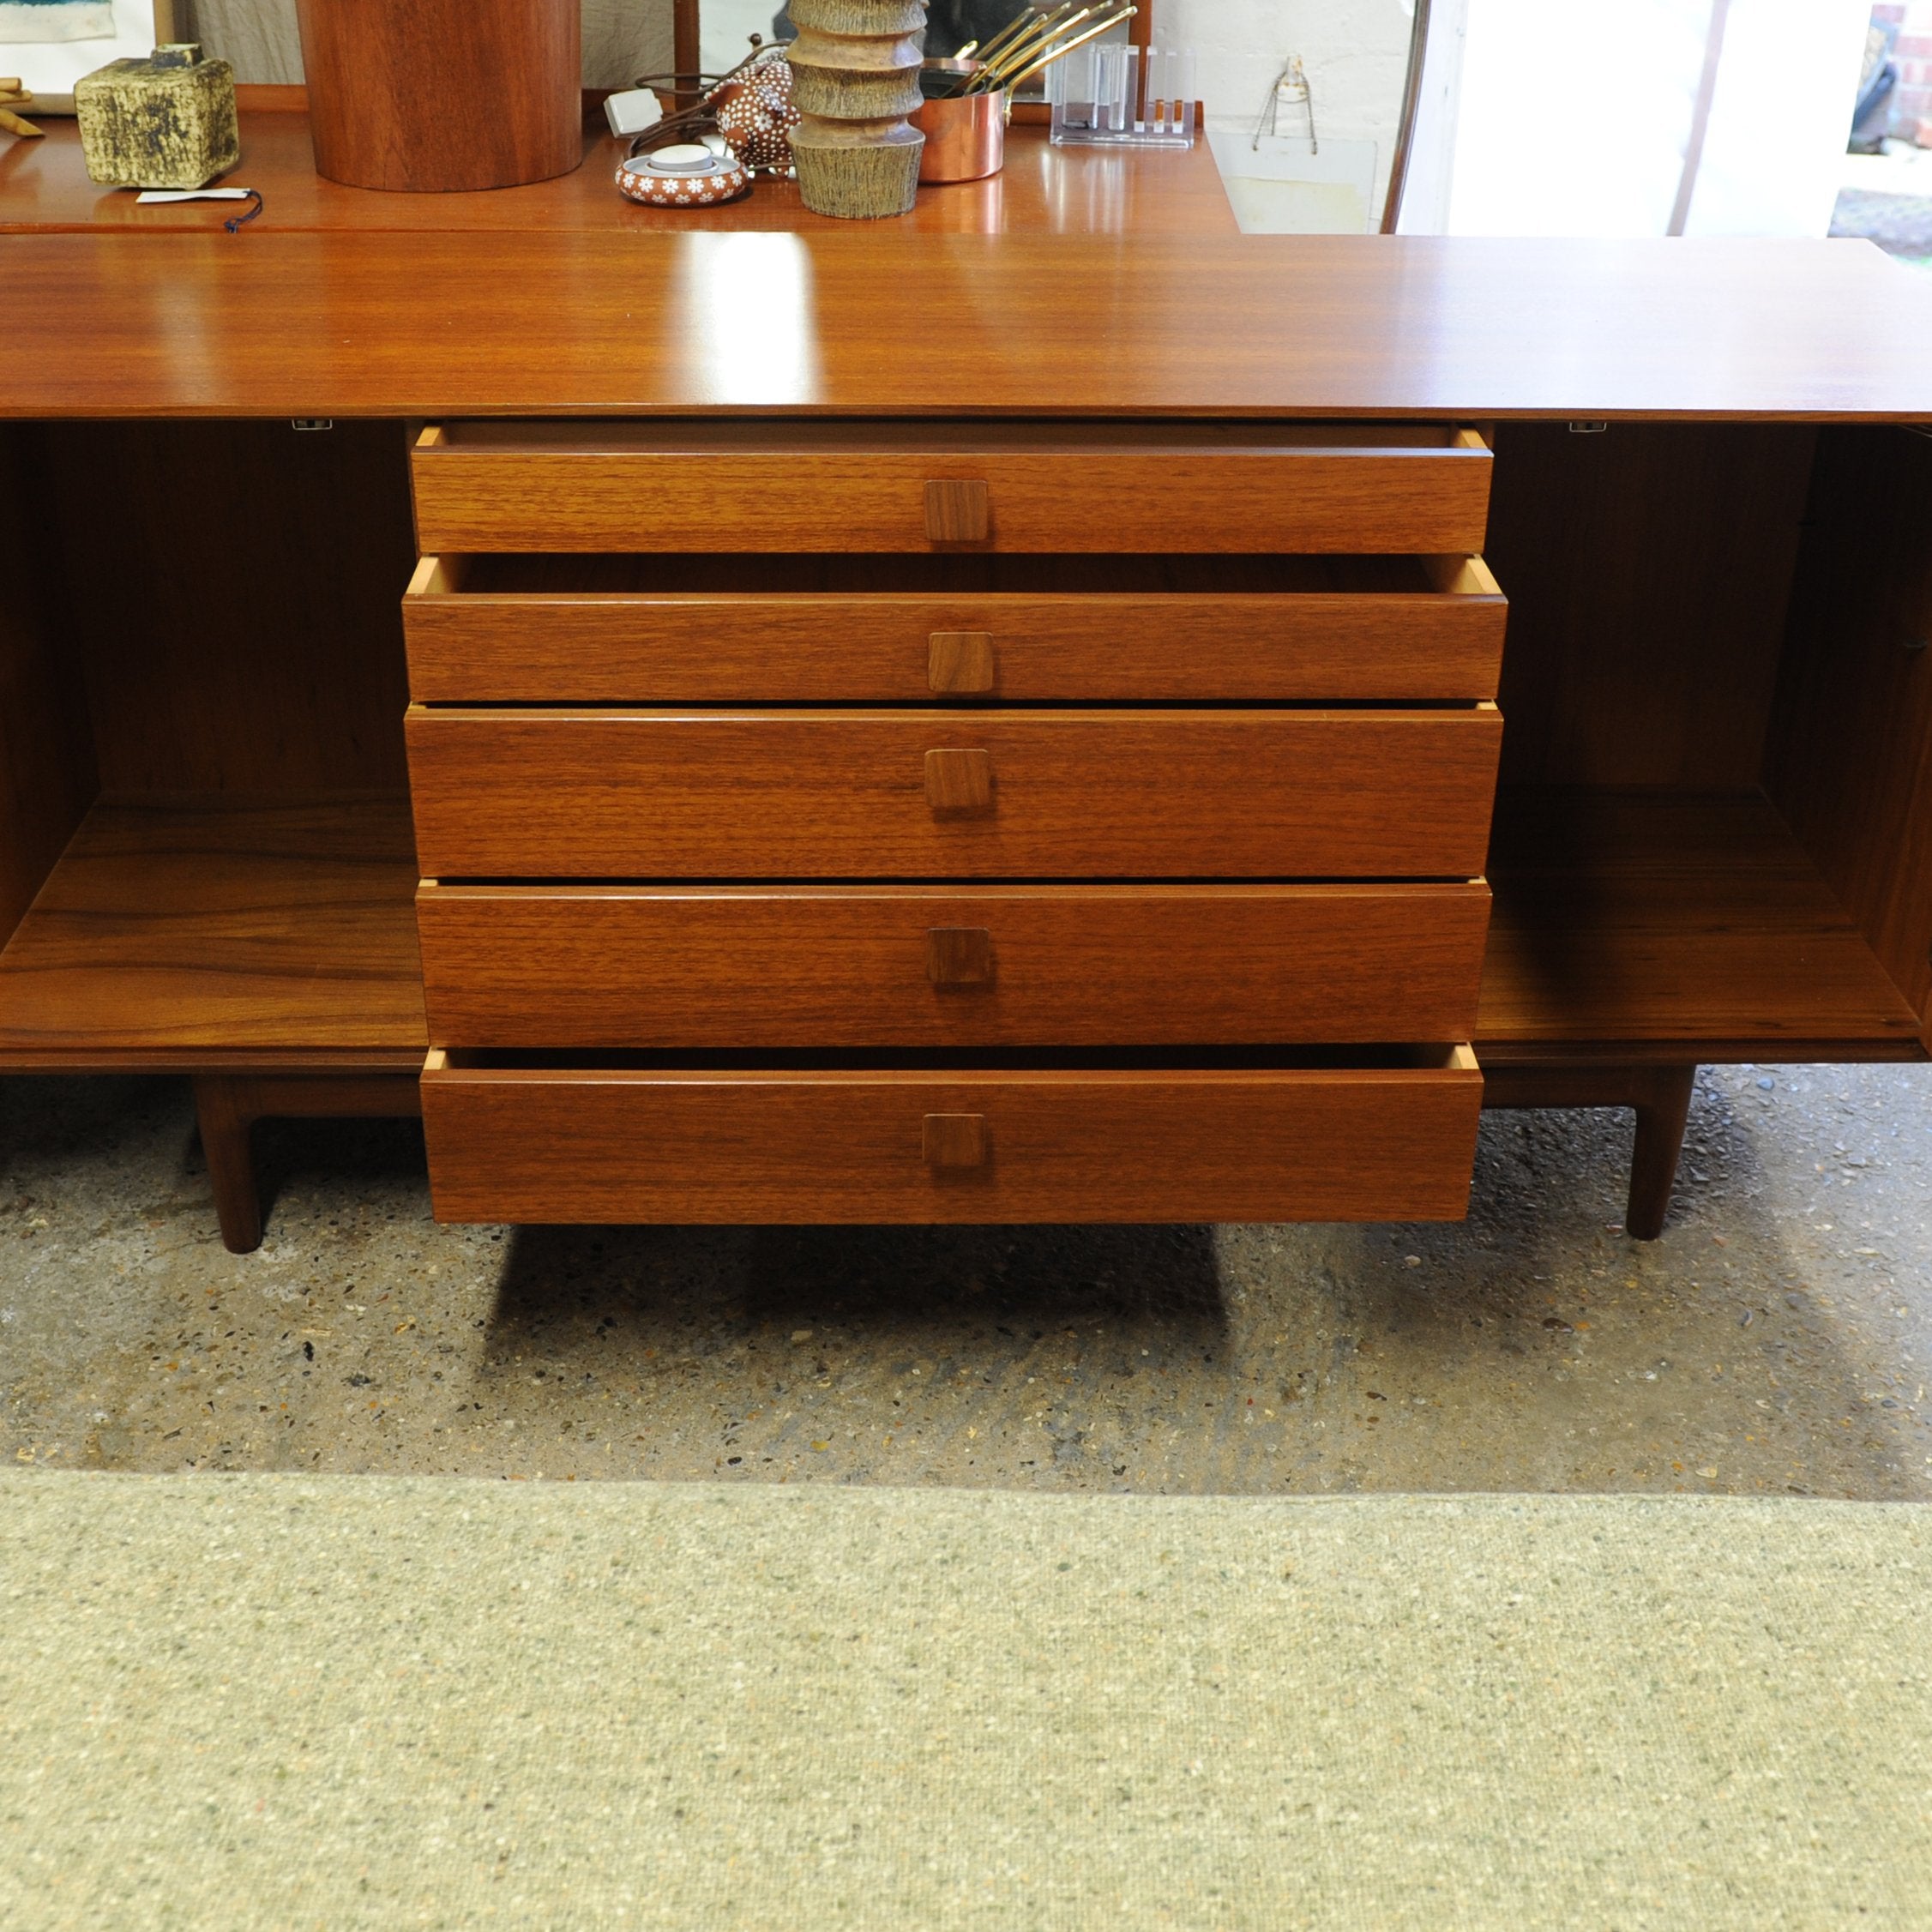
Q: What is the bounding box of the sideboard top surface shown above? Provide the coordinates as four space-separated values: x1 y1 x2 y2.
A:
5 227 1931 423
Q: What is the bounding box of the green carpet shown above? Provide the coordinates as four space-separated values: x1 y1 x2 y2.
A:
2 1476 1928 1929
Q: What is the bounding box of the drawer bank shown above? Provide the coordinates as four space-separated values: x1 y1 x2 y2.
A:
406 418 1500 1231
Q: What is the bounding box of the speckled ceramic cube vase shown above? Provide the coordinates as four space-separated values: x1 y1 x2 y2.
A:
75 43 238 190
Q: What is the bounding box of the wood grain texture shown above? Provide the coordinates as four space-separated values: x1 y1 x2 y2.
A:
410 423 1493 556
406 707 1504 880
927 632 996 695
1768 426 1932 1036
922 1111 988 1169
42 421 414 791
5 236 1929 423
924 748 994 814
0 794 425 1060
1478 788 1923 1050
925 924 994 984
420 1054 1484 1225
674 0 699 100
402 553 1508 703
413 882 1493 1047
0 113 1237 236
1485 423 1815 787
924 479 990 543
0 424 97 948
294 0 581 192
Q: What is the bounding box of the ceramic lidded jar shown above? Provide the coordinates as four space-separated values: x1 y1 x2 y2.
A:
75 44 238 190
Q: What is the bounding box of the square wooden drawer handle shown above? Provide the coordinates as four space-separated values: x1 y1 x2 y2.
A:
929 631 996 695
926 926 993 986
924 747 994 815
924 1112 989 1169
924 478 990 545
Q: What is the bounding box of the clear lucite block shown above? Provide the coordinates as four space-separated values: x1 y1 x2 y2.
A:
1048 44 1196 148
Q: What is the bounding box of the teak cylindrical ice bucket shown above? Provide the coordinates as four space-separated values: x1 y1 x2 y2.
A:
294 0 581 192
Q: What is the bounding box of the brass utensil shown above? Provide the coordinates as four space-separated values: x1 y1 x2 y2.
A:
973 5 1086 89
990 7 1135 94
928 4 1068 96
969 7 1054 69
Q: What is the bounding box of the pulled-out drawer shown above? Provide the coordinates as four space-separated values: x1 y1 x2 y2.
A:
409 421 1493 556
406 707 1503 880
420 1047 1484 1225
402 553 1508 704
416 882 1492 1048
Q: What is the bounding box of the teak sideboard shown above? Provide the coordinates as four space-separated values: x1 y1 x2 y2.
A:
3 117 1930 1250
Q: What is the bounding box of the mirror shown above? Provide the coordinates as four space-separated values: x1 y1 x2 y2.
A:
681 0 1152 91
671 0 1443 236
692 2 788 80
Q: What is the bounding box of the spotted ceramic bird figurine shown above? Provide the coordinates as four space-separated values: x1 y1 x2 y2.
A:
707 51 800 175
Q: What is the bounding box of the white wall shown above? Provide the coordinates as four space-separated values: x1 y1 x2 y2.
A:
1441 0 1871 237
702 0 785 77
180 0 674 90
1685 0 1871 234
1166 0 1414 218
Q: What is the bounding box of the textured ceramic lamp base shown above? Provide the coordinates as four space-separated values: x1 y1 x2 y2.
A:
787 0 928 219
791 122 925 219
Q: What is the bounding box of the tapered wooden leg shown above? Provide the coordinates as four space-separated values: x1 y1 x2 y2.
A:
1625 1063 1697 1241
192 1069 422 1255
1482 1058 1700 1242
193 1075 262 1255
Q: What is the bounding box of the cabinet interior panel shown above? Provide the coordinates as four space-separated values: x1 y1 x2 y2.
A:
1768 424 1932 1038
0 792 425 1064
0 424 99 948
1485 422 1815 790
1479 787 1923 1055
41 421 415 794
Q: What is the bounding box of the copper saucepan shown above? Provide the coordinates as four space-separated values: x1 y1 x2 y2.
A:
914 59 1008 184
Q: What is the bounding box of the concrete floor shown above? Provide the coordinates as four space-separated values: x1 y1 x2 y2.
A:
3 1066 1928 1497
1832 146 1932 268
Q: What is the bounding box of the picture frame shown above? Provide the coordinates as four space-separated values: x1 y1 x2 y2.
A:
0 0 175 113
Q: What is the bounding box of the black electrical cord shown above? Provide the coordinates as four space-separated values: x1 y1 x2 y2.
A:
223 188 264 232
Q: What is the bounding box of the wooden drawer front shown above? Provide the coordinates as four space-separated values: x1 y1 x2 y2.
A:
403 557 1507 704
417 883 1493 1049
406 707 1503 880
421 1050 1484 1225
411 424 1492 556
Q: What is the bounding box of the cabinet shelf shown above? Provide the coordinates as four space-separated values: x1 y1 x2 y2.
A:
1479 789 1925 1061
3 788 1919 1074
0 793 425 1069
